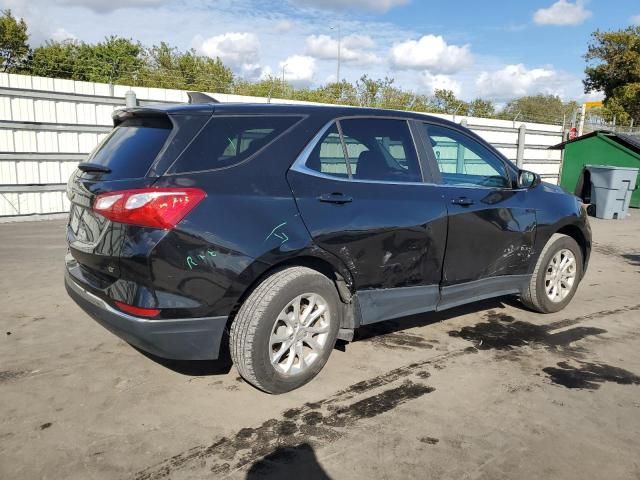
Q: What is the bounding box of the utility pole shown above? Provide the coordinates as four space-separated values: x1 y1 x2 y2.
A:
577 103 587 137
281 63 287 96
331 25 341 83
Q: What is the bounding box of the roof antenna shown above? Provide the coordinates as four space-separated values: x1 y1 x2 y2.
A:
187 92 220 104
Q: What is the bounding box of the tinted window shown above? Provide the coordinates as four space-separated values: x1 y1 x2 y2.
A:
173 115 301 172
305 123 350 178
423 125 510 188
339 118 421 183
86 116 172 180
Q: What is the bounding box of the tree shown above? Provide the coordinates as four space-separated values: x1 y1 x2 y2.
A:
467 98 495 118
430 89 468 115
30 37 143 84
584 26 640 124
0 10 30 72
499 94 574 124
141 42 233 92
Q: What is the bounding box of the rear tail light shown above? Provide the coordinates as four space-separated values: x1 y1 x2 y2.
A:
93 188 206 229
114 301 161 318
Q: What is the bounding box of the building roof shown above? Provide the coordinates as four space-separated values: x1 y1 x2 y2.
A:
550 130 640 154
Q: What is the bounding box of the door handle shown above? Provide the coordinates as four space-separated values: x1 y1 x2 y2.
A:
318 193 353 204
451 196 474 206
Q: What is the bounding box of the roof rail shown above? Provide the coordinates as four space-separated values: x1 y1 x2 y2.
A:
187 92 220 104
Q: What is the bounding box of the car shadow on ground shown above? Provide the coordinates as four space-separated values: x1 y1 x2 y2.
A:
622 253 640 267
134 297 518 376
246 443 331 479
347 296 513 347
133 333 234 376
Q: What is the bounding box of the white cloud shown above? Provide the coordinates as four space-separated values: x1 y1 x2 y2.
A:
51 27 77 42
280 55 316 86
289 0 408 13
305 34 379 65
421 73 461 96
194 32 260 72
390 35 472 74
56 0 168 13
533 0 592 26
475 64 560 100
630 15 640 25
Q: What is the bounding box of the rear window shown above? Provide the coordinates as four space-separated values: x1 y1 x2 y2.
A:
171 115 301 173
85 116 172 180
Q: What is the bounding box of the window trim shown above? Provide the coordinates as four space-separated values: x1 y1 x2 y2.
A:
164 113 307 175
291 115 430 186
419 121 517 190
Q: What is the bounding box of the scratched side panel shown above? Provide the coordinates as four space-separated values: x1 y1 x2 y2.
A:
440 187 537 285
288 170 448 290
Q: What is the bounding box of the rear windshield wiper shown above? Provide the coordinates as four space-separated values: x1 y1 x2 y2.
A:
77 163 111 174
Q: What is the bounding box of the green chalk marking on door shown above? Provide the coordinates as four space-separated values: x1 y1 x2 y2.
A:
186 256 198 270
265 222 289 245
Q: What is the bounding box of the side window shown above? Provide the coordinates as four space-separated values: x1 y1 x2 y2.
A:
339 118 421 183
306 123 350 178
172 115 301 173
423 124 510 188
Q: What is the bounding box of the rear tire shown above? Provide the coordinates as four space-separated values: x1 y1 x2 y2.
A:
230 267 340 394
520 233 583 313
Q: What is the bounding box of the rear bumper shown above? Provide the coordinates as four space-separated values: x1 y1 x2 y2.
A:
65 271 227 360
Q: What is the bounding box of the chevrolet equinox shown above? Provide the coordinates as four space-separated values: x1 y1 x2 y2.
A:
65 99 591 393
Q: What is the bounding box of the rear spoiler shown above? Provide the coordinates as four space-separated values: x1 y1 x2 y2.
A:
111 93 218 125
187 92 220 104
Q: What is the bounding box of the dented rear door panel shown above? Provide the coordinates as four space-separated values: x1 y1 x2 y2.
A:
288 171 448 290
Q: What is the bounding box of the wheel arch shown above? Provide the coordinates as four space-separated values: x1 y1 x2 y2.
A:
555 223 589 269
227 253 355 329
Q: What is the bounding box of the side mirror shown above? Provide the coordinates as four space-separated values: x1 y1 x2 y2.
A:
517 169 541 189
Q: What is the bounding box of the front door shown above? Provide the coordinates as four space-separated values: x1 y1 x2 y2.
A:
288 117 448 323
418 123 537 309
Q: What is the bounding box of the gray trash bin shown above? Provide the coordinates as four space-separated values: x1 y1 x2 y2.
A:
587 165 639 220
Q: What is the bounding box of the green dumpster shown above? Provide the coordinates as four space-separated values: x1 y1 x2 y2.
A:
551 131 640 208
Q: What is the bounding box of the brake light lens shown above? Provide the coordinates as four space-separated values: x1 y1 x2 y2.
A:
93 188 206 229
114 301 161 318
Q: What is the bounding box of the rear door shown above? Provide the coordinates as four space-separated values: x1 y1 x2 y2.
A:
418 122 536 308
287 117 448 323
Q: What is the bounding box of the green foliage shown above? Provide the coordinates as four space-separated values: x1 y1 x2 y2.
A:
584 26 640 124
30 37 143 84
499 94 576 123
0 10 30 72
467 98 496 118
430 89 467 114
140 42 233 92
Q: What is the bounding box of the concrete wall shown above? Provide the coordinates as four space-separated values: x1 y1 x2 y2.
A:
0 72 563 219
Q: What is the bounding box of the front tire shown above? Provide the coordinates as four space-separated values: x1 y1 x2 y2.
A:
230 267 340 394
520 233 583 313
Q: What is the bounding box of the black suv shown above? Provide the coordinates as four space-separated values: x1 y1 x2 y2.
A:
65 100 591 393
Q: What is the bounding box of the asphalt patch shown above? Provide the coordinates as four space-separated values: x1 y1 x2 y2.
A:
135 380 434 479
593 243 640 267
357 321 435 350
448 310 608 352
419 436 440 445
0 370 29 383
543 361 640 390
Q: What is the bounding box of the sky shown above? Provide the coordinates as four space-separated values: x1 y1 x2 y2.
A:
3 0 638 102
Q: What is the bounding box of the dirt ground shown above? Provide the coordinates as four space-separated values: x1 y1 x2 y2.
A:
1 211 639 480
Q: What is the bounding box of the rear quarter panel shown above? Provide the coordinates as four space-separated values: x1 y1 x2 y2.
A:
149 114 353 317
